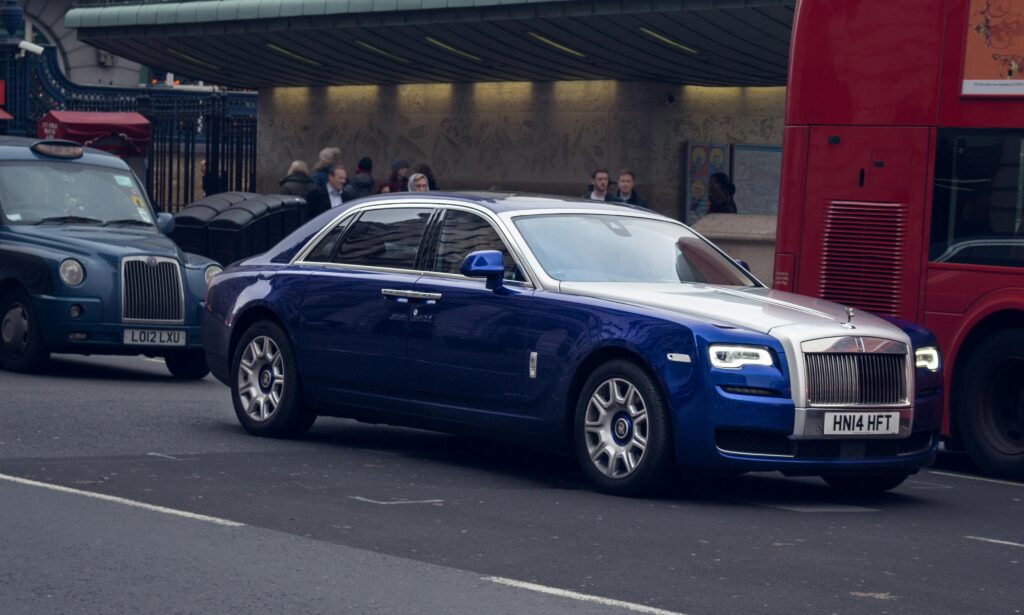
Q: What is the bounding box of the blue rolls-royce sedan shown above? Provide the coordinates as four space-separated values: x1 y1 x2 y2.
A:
203 193 943 496
0 138 221 379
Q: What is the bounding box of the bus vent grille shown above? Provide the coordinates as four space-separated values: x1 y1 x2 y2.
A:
819 201 907 316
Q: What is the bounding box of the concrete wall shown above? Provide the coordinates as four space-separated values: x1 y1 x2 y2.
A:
258 82 785 217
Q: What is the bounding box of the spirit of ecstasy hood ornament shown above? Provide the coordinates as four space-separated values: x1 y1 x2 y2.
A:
842 306 856 329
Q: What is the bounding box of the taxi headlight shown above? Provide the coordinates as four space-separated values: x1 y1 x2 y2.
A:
708 345 774 369
204 264 223 286
59 259 85 286
915 347 941 371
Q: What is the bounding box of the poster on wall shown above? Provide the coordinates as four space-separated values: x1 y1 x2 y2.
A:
685 142 730 224
962 0 1024 95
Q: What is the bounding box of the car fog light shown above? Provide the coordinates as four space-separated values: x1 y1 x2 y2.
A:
59 259 85 286
69 304 82 318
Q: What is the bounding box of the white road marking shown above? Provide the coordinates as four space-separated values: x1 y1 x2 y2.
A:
928 470 1024 488
761 504 878 513
348 496 444 505
146 452 179 460
850 592 898 600
0 473 243 527
965 536 1024 549
483 577 686 615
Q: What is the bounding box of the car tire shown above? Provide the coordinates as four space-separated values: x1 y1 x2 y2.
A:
164 349 210 380
821 471 911 495
231 320 315 438
0 288 50 372
574 359 674 497
956 329 1024 480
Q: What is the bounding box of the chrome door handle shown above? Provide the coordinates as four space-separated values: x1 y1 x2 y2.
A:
381 289 443 303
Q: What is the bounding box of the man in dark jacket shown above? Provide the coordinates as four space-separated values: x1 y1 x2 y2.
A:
581 168 620 202
615 170 651 210
342 156 376 201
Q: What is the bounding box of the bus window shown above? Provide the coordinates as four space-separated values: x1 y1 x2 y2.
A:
930 129 1024 267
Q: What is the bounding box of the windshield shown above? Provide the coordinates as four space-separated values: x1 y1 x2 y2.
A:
514 213 757 286
0 162 155 227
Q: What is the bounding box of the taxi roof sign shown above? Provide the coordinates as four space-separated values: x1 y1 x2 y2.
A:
31 140 85 159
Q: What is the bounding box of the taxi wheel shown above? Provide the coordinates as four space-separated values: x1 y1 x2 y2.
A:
231 320 315 438
0 288 49 372
164 350 210 380
821 471 910 495
574 359 674 497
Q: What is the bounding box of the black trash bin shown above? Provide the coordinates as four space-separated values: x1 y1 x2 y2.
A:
278 195 305 234
234 199 271 255
208 207 257 266
172 203 221 256
257 195 286 245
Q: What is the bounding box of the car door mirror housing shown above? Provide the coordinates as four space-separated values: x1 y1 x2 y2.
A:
157 212 175 236
460 250 505 290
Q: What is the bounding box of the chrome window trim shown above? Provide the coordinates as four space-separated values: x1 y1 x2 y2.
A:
291 199 538 289
120 255 186 325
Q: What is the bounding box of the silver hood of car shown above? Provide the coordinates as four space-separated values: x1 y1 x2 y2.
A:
558 282 898 337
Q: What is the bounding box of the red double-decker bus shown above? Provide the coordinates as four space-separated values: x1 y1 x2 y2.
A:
775 0 1024 479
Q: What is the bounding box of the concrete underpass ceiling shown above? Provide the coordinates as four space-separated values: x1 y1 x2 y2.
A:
67 0 794 89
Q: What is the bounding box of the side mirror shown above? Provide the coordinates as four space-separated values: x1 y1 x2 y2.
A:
460 250 505 290
736 259 751 272
157 212 175 236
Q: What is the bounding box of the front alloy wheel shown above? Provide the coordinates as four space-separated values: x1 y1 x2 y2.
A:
0 288 49 372
575 360 673 496
231 321 315 437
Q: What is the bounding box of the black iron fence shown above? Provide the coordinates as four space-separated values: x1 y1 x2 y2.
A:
0 44 257 212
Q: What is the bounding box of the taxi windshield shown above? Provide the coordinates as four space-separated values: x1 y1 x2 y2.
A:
514 213 758 287
0 162 155 227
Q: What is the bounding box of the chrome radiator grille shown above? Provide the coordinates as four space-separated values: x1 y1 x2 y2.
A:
121 257 184 323
805 353 907 407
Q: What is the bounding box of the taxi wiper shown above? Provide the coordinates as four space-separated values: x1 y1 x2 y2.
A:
102 218 152 227
35 216 103 225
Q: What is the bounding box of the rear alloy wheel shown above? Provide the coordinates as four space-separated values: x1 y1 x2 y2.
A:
574 360 674 496
164 349 210 380
231 321 315 438
957 329 1024 480
822 471 911 495
0 288 49 372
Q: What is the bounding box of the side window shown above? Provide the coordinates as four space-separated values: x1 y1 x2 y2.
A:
930 129 1024 268
433 210 524 281
305 217 351 262
333 208 432 269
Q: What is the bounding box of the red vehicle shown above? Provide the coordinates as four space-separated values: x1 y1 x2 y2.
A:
775 0 1024 479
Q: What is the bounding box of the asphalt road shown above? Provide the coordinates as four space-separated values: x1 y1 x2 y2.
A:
1 355 1022 615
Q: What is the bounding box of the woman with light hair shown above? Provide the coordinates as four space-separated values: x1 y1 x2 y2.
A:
408 173 429 192
279 160 314 197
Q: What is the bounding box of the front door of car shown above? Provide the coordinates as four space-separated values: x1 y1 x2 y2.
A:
298 207 433 410
406 208 536 422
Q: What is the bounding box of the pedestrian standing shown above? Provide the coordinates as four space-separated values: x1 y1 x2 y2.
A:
408 173 429 192
615 170 650 209
278 160 314 197
582 168 619 202
707 172 738 214
342 156 377 201
413 163 438 190
312 147 341 190
385 159 410 193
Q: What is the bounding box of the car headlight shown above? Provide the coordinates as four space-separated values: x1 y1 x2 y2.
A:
204 265 223 286
59 259 85 286
709 345 774 369
915 347 941 371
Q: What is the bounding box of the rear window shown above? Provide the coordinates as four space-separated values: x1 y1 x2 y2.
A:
0 161 153 227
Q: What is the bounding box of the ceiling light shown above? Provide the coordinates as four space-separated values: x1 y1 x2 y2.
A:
355 40 410 64
166 48 219 70
639 27 699 55
527 32 586 58
267 43 321 67
425 37 482 62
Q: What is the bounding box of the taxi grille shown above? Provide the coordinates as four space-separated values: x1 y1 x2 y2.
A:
805 353 907 407
121 257 184 322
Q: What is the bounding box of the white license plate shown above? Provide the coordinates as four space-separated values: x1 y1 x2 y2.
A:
824 412 900 435
123 329 186 347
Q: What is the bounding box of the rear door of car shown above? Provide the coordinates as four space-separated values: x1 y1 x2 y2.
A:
298 206 434 410
406 206 537 423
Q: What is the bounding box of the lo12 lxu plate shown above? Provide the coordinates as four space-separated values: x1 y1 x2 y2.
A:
824 411 900 435
123 329 185 346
